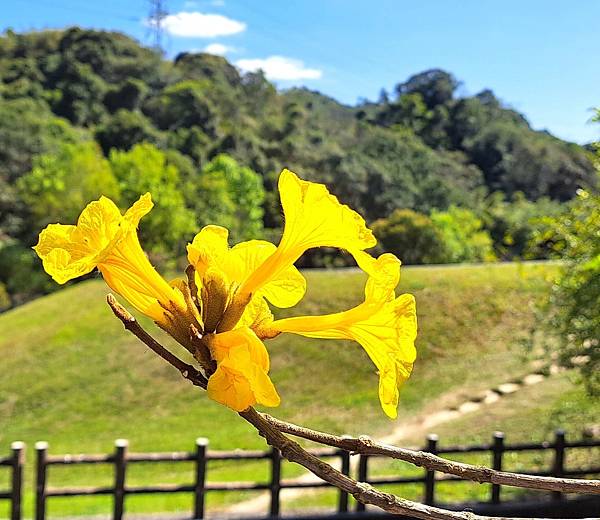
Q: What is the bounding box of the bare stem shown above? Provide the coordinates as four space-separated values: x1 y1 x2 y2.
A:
260 413 600 496
106 294 208 389
240 407 546 520
106 297 598 519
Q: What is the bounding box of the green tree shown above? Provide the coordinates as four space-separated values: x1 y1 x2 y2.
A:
95 109 161 154
109 143 195 254
0 239 56 306
395 69 459 109
17 141 120 229
431 206 495 263
540 187 600 394
479 192 563 259
0 98 82 239
190 154 265 241
372 209 447 265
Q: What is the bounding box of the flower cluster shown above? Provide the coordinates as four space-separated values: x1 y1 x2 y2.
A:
35 170 417 418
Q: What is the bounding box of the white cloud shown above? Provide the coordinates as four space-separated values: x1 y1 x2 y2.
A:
203 42 235 56
235 56 322 81
160 11 245 38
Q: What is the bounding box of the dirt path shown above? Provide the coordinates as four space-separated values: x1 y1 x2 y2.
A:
222 362 558 517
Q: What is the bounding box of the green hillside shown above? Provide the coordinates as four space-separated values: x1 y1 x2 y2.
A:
1 27 596 308
0 262 567 516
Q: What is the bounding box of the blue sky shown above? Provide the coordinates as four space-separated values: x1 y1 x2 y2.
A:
5 0 600 143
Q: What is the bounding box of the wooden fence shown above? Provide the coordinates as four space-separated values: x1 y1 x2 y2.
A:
355 429 600 511
0 442 24 520
1 429 598 520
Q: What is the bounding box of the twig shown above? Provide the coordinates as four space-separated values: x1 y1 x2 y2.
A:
106 294 208 389
260 413 600 496
105 297 598 519
240 407 546 520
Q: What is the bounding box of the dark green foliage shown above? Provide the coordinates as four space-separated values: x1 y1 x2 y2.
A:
96 109 162 154
0 98 82 240
0 239 57 306
377 71 595 198
0 27 596 309
478 192 564 260
395 69 459 110
104 78 148 113
371 209 448 265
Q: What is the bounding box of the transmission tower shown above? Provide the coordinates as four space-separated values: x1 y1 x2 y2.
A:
147 0 168 53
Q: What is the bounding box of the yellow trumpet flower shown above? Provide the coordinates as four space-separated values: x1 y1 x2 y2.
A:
269 293 417 419
33 194 200 347
34 169 417 418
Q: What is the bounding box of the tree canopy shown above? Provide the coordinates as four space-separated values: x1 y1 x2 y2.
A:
0 27 596 308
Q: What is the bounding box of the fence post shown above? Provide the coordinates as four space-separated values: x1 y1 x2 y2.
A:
269 446 282 517
490 431 504 504
337 437 351 513
35 441 48 520
552 429 565 501
10 442 24 520
113 439 128 520
355 454 369 512
424 434 438 506
193 437 208 520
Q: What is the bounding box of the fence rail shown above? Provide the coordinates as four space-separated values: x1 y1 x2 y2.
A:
1 429 598 520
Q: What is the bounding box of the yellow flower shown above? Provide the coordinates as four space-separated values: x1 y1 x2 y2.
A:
267 253 417 418
185 169 381 411
237 169 377 301
34 169 417 418
34 194 199 347
204 327 280 410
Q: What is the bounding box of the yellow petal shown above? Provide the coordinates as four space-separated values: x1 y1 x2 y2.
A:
278 170 376 252
239 169 376 300
231 240 306 308
100 263 167 322
271 293 417 419
72 196 123 256
207 354 256 411
237 295 275 339
187 225 238 281
351 250 401 302
188 228 306 309
34 196 124 284
206 331 280 411
123 192 153 228
34 224 96 284
207 327 270 371
207 353 280 411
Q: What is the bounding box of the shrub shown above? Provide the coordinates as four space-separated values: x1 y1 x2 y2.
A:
371 209 447 265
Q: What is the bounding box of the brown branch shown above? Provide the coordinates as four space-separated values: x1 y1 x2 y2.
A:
105 296 598 518
106 294 208 389
260 413 600 496
240 407 549 520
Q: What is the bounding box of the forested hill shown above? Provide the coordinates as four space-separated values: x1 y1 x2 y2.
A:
0 27 596 307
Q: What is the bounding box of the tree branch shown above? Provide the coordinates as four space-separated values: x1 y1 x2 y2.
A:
240 407 549 520
106 294 208 389
105 297 599 519
260 413 600 496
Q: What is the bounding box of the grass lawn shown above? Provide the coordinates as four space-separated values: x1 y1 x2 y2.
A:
0 261 573 517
